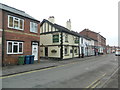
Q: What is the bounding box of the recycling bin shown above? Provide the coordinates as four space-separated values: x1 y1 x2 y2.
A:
25 55 30 64
30 55 34 64
18 56 25 65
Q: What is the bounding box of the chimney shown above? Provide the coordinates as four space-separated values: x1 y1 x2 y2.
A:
48 16 55 24
66 19 71 30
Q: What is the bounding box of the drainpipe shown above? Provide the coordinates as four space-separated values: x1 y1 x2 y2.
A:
2 10 5 66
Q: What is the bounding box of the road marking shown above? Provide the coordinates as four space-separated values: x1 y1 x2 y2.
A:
91 81 100 88
100 66 120 88
86 73 106 88
0 61 80 79
1 66 57 79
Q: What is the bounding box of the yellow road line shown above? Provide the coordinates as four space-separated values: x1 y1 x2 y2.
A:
0 61 80 79
86 73 106 88
1 66 57 79
86 79 99 88
91 81 100 88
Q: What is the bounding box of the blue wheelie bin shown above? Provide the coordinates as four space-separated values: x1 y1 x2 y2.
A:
25 55 30 64
30 55 34 64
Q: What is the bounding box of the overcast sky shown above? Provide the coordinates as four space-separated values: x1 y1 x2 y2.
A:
1 0 119 46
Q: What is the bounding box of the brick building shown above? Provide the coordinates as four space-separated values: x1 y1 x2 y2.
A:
80 29 106 54
0 3 40 66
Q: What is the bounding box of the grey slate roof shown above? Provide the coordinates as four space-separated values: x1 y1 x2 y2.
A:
0 3 39 22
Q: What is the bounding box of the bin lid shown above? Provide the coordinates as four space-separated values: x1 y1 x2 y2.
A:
25 55 31 57
30 55 34 56
19 55 24 57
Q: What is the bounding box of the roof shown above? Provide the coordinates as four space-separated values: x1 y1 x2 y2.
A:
41 19 82 37
82 29 106 40
41 19 98 42
0 3 39 22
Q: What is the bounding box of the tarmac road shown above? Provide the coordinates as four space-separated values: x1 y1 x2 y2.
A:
2 54 118 88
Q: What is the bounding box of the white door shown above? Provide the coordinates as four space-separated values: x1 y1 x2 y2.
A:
32 42 38 61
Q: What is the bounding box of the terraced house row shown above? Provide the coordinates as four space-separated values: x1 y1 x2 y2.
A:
0 3 106 66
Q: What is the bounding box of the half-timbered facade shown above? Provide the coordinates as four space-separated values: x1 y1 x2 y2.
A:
40 17 80 59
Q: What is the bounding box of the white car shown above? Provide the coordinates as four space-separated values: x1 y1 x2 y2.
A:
115 49 120 56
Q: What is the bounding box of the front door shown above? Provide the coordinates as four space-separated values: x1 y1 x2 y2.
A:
32 42 38 61
45 47 48 57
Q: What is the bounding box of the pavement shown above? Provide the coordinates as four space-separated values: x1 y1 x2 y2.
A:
2 55 102 76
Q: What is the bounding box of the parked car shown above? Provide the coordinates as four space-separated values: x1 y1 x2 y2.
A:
115 49 120 56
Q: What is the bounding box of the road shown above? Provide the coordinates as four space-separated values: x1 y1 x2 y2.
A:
2 54 118 88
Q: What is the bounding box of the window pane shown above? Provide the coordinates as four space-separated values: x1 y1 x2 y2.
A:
13 45 18 53
9 16 13 27
8 42 12 53
65 34 68 42
20 20 23 29
35 24 38 32
14 19 19 29
19 43 22 52
30 22 37 33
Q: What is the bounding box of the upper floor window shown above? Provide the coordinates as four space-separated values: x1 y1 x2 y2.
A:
30 22 38 33
53 34 59 43
81 38 83 44
75 37 79 44
65 34 68 42
8 15 24 30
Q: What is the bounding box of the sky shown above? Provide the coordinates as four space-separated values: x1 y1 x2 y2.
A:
1 0 119 46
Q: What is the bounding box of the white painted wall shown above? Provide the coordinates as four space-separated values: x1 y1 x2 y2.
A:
40 32 61 45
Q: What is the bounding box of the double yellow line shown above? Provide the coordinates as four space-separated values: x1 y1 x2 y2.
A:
86 73 106 88
0 61 79 79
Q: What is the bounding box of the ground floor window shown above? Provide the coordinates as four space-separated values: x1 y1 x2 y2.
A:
7 41 23 54
65 46 69 55
74 48 77 53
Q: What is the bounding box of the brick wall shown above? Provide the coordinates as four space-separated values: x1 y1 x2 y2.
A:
80 29 106 46
2 11 40 65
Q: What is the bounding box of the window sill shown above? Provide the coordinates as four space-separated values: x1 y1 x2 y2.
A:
8 27 24 31
7 53 23 55
30 31 38 33
64 54 69 56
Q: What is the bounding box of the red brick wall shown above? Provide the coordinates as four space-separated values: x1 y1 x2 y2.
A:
80 29 98 41
80 29 106 46
2 11 40 65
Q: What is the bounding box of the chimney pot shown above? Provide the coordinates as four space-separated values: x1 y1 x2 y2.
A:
48 16 55 24
66 19 71 30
